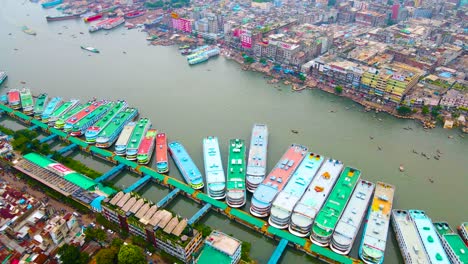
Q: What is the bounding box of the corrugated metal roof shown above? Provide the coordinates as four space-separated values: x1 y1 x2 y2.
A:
64 172 97 190
23 153 54 168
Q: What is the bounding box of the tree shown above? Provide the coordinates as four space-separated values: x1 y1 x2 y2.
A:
57 244 89 264
259 58 267 64
84 227 107 247
111 238 124 248
397 105 412 116
431 105 442 118
118 244 146 264
422 105 429 115
95 247 118 264
241 242 251 262
335 85 343 94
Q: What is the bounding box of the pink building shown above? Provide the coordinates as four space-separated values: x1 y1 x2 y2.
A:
172 18 192 33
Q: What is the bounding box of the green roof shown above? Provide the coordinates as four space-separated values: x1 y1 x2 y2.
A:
14 111 32 121
310 244 354 264
114 155 138 169
0 104 13 113
444 234 468 263
97 183 117 196
267 226 306 246
230 209 264 229
196 192 227 210
197 245 232 264
90 146 113 158
68 136 88 149
226 139 246 191
64 172 97 190
167 177 195 195
49 127 68 138
31 119 49 130
23 152 54 168
140 166 165 181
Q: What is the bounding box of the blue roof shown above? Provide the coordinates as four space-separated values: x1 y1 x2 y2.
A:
439 72 452 78
251 184 277 208
90 196 106 212
168 141 203 185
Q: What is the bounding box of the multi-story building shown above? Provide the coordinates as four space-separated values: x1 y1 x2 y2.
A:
355 11 387 27
440 89 468 109
195 231 242 264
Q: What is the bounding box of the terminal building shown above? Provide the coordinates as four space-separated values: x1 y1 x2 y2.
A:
195 231 242 264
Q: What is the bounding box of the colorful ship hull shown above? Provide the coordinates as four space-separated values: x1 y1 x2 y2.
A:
7 89 21 110
246 124 268 193
126 118 151 160
48 99 79 126
226 139 246 207
20 88 34 115
458 222 468 247
33 93 48 119
330 180 375 255
103 17 125 30
0 72 7 86
137 129 157 165
96 108 138 148
289 159 343 237
124 10 146 19
81 46 99 53
41 0 63 8
85 100 127 143
83 13 102 22
250 144 308 217
46 11 86 21
114 122 136 155
203 136 226 200
66 101 109 135
268 153 324 229
433 222 467 264
155 133 169 173
41 97 62 123
54 101 93 130
168 141 204 190
359 182 395 264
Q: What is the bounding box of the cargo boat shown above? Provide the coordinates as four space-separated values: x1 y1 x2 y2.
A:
168 141 204 190
391 210 430 264
114 122 136 155
46 11 86 21
81 46 99 53
434 222 468 264
289 159 344 237
188 55 209 65
359 182 395 264
41 97 62 123
124 10 146 19
407 210 449 264
48 99 79 126
85 100 127 143
96 108 138 148
330 180 375 255
33 93 48 119
103 17 125 30
89 18 113 32
54 101 93 130
268 153 324 229
84 13 103 22
155 133 169 173
246 124 268 193
250 144 308 217
65 100 108 134
203 136 226 200
20 88 34 115
41 0 62 9
0 72 7 86
226 139 246 207
126 118 151 160
458 222 468 247
136 129 157 165
311 167 362 246
7 89 21 110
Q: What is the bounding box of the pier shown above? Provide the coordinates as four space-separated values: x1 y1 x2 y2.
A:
267 239 289 264
39 134 58 144
188 203 212 225
56 143 78 156
123 174 152 193
156 188 180 208
28 124 39 131
94 163 126 183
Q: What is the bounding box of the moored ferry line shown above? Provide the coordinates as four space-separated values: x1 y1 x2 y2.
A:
114 122 136 155
126 118 151 160
85 100 127 143
203 136 226 200
226 139 246 207
458 222 468 247
250 144 308 217
391 209 430 264
20 88 34 115
433 222 468 264
137 129 157 165
359 182 395 264
155 133 169 173
65 100 109 134
268 152 324 229
330 180 375 255
168 141 204 190
310 167 362 247
7 89 21 110
246 124 268 193
48 99 80 127
41 96 62 123
408 210 450 264
33 93 48 119
96 108 138 148
289 159 344 237
54 101 93 130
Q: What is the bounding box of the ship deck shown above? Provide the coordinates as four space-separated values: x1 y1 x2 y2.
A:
72 103 110 127
34 94 47 113
50 100 76 118
43 97 61 116
246 124 268 176
434 222 468 264
226 139 246 191
99 108 136 137
20 90 34 107
169 141 202 183
203 137 225 184
8 91 20 102
115 122 136 146
138 129 157 154
91 101 124 128
66 102 100 124
127 119 150 149
156 133 168 163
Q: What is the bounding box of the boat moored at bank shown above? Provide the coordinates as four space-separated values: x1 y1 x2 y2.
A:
65 100 109 135
124 10 146 19
137 129 157 165
20 88 34 115
96 108 138 148
85 100 127 143
330 180 375 255
250 144 307 217
126 118 151 160
41 0 62 8
103 17 125 30
46 10 86 21
289 158 343 237
433 222 468 264
246 124 268 193
203 136 226 200
458 222 468 247
41 97 62 123
359 182 395 264
48 99 79 127
7 89 21 110
168 141 204 190
226 139 247 207
114 122 136 155
33 93 48 119
268 153 324 229
155 133 169 173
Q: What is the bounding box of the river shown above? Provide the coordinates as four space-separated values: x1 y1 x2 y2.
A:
1 1 467 263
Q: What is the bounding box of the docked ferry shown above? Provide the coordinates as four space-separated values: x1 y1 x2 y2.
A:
20 88 34 115
41 0 62 8
226 139 246 207
103 17 125 30
0 72 7 86
41 97 62 123
126 118 151 160
289 159 343 237
55 100 94 130
124 10 146 19
137 129 157 165
48 99 79 127
458 222 468 247
7 89 21 110
114 122 136 155
359 182 395 264
246 124 268 193
66 101 110 135
268 153 324 229
45 10 86 21
203 136 226 200
391 210 430 264
155 133 169 173
434 222 468 264
311 167 362 246
33 93 48 119
95 108 138 148
250 144 308 217
85 100 127 143
168 141 204 190
330 180 375 254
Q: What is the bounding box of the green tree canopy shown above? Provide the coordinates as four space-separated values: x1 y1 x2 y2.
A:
422 105 429 115
95 247 118 264
57 244 89 264
118 244 146 264
335 85 343 94
84 227 107 247
397 105 412 116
